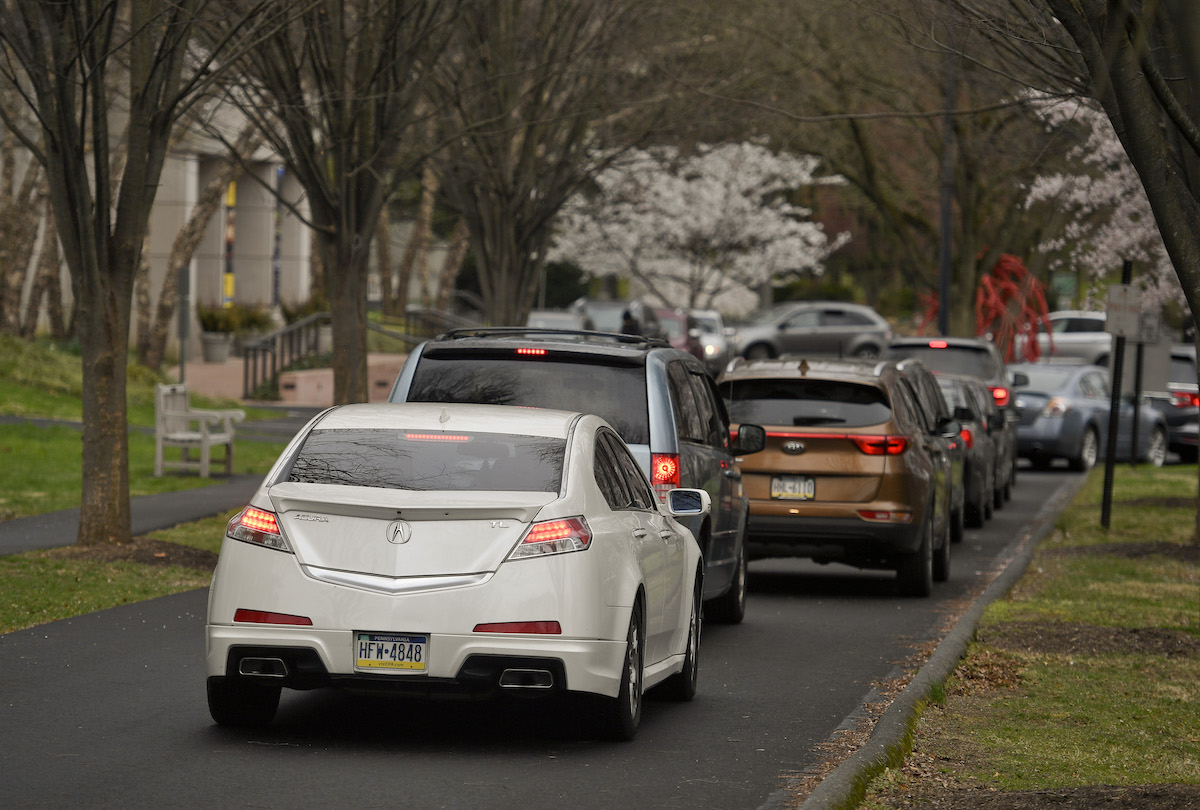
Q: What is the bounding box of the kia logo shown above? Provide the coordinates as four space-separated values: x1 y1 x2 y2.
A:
386 520 413 544
782 440 806 455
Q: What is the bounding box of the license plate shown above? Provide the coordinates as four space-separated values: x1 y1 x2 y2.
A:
354 632 428 673
771 475 815 500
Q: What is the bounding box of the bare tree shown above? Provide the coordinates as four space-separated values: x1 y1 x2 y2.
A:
431 0 651 326
0 1 271 546
215 0 461 404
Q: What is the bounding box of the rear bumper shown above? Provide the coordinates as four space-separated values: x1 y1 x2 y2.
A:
746 512 922 568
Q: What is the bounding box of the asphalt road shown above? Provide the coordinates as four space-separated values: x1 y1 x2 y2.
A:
0 467 1080 809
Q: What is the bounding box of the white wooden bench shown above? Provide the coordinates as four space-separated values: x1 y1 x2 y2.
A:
154 383 246 478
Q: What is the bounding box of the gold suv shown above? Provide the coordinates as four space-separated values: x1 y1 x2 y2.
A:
717 357 960 597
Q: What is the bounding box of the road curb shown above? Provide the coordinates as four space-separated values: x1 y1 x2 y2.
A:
792 471 1090 810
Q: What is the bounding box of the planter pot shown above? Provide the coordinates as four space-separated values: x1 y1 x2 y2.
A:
317 324 333 354
201 331 233 363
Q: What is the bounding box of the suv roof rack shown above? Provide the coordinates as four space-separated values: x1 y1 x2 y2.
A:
438 327 670 348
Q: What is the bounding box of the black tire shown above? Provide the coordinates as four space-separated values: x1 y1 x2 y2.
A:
207 676 281 728
983 488 994 520
1069 426 1099 472
1003 464 1014 501
662 574 702 702
853 345 880 359
965 498 985 529
707 540 746 624
744 343 774 360
600 609 644 741
897 516 933 598
950 506 965 543
933 519 951 583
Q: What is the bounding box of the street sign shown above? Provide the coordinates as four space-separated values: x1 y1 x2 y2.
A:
1105 285 1140 338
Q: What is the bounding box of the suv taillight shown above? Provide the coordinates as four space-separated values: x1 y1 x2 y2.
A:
1172 391 1200 408
959 427 974 449
989 385 1011 408
850 435 908 455
651 453 680 502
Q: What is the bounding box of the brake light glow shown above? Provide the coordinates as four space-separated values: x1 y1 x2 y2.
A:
857 510 913 523
1172 391 1200 408
959 427 974 449
405 433 471 442
989 385 1011 408
234 609 313 626
227 506 292 552
474 621 562 634
928 340 949 348
651 453 681 502
509 517 592 559
516 347 547 356
849 435 908 455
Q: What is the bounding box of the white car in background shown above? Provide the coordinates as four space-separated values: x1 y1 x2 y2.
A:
206 402 708 740
1017 310 1111 365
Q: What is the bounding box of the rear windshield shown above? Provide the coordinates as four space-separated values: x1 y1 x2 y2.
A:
887 346 1000 378
286 429 565 492
408 356 650 445
719 378 891 427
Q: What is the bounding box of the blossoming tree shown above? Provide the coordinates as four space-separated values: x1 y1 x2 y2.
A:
550 142 849 315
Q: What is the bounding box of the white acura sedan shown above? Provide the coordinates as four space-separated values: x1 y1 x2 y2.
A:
206 402 709 740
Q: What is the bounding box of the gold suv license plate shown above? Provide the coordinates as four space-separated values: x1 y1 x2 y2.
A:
354 631 428 673
771 475 815 500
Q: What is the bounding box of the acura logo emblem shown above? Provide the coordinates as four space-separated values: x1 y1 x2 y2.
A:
782 440 806 455
386 520 413 544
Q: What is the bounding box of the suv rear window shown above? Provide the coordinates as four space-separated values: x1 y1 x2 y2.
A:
719 378 891 427
286 429 565 492
888 346 1000 378
407 356 651 445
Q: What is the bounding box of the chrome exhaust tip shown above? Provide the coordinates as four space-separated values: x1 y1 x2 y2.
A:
238 657 288 678
498 668 554 689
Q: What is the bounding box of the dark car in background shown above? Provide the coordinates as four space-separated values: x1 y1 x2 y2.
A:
936 373 1000 528
1009 362 1168 470
1146 345 1199 462
388 328 766 623
718 357 960 597
884 336 1025 497
728 301 893 360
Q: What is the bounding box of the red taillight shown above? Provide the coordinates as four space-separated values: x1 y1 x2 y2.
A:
509 517 591 559
404 433 470 442
473 621 562 634
857 510 913 523
228 506 291 552
234 609 312 626
516 347 547 356
651 453 680 501
1172 391 1200 408
960 427 974 449
989 385 1011 408
928 340 948 349
849 435 908 455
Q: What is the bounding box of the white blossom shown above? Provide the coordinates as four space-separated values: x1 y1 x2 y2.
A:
549 142 849 315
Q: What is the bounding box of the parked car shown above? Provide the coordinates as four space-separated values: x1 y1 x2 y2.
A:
205 402 710 739
728 301 893 360
1009 362 1169 469
570 298 663 340
884 336 1025 497
936 373 1000 528
689 308 734 376
717 357 960 597
1145 344 1199 462
1014 310 1111 365
388 328 767 623
656 307 704 360
526 309 594 330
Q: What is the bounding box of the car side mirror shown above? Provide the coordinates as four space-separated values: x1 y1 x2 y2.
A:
1010 371 1029 387
733 423 766 455
667 488 711 518
936 416 961 439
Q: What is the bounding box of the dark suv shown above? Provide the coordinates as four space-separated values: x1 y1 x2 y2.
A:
388 328 766 622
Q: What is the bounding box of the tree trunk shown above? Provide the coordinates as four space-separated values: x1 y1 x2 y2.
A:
134 237 152 360
314 228 371 405
436 218 471 312
376 210 394 317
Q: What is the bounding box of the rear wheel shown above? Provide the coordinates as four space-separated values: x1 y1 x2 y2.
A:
744 343 774 360
207 677 281 728
662 574 702 702
853 345 880 359
600 610 644 740
1069 426 1099 472
897 516 933 598
707 540 746 624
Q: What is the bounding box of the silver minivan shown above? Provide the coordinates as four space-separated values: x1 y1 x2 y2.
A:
388 327 766 623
